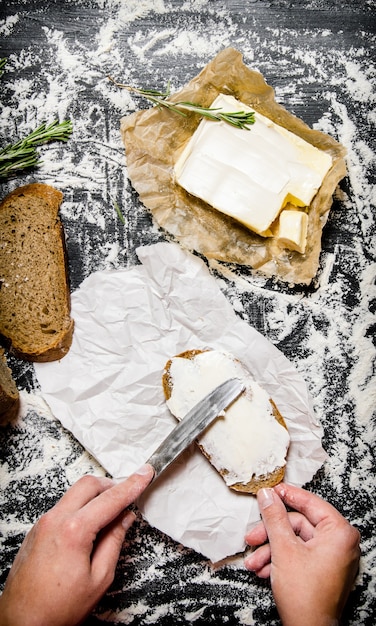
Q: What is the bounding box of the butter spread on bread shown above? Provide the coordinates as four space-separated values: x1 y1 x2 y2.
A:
0 183 74 362
162 349 290 494
174 94 332 249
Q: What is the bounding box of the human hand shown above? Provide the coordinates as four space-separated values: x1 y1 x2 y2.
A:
0 464 154 626
244 484 360 626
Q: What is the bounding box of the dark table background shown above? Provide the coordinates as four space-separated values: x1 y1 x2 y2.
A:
0 1 375 624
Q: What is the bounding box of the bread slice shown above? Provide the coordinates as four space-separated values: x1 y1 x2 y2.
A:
0 348 20 423
162 349 290 494
0 183 74 362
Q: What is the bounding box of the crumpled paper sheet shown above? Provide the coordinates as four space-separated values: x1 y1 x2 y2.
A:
120 47 347 286
35 242 327 562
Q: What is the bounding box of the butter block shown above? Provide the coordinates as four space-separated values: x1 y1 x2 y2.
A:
277 209 308 254
174 94 333 236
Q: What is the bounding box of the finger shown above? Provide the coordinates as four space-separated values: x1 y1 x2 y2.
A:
121 510 137 533
274 483 342 527
90 511 136 588
252 563 272 579
78 464 154 534
53 475 115 513
286 511 315 542
244 543 271 573
245 511 315 547
245 521 268 547
256 488 297 548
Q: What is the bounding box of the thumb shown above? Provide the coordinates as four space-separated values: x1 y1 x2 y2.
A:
257 488 296 546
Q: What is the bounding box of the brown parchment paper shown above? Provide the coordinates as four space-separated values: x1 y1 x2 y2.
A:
120 47 347 285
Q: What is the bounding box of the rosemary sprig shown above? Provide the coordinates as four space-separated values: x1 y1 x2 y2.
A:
113 197 126 224
0 119 73 178
108 77 255 130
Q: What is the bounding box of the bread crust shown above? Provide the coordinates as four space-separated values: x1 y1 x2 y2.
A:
0 183 74 362
163 349 288 494
0 348 20 424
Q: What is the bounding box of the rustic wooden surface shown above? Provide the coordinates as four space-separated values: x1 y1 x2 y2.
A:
0 1 375 625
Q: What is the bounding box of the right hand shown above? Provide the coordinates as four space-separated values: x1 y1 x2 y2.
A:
244 483 360 626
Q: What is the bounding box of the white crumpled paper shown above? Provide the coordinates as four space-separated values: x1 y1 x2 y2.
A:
35 242 327 562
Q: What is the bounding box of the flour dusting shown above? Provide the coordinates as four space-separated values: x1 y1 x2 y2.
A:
0 1 375 625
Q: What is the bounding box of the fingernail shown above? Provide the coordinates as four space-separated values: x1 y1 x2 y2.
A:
133 463 153 476
244 556 256 571
274 482 287 497
257 488 274 509
122 510 136 531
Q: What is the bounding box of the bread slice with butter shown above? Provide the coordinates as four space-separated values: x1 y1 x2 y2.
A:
162 349 290 494
0 183 74 362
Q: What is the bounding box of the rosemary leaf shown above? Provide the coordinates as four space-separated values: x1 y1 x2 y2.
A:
0 120 73 178
0 58 6 78
113 198 126 224
0 154 41 178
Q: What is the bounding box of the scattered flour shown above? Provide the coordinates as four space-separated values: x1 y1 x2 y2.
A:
0 14 19 36
0 2 374 625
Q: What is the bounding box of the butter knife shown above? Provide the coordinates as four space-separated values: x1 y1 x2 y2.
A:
147 378 245 481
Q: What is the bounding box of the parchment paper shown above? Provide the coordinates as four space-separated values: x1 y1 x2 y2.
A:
120 47 347 285
34 242 327 562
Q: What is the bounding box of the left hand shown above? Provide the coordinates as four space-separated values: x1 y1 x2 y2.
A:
0 464 154 626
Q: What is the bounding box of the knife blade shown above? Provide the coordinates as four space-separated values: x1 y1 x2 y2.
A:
147 377 245 480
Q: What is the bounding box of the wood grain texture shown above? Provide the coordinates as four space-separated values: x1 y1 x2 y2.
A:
0 1 375 625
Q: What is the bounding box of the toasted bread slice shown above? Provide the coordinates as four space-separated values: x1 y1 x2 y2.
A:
162 349 290 494
0 348 20 423
0 183 74 362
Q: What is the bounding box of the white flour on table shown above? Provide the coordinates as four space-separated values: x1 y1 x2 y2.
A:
0 1 374 624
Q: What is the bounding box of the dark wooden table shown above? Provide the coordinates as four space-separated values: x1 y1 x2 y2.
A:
0 1 375 624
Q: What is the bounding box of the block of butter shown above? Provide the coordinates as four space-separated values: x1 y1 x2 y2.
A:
277 209 308 254
174 94 333 238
